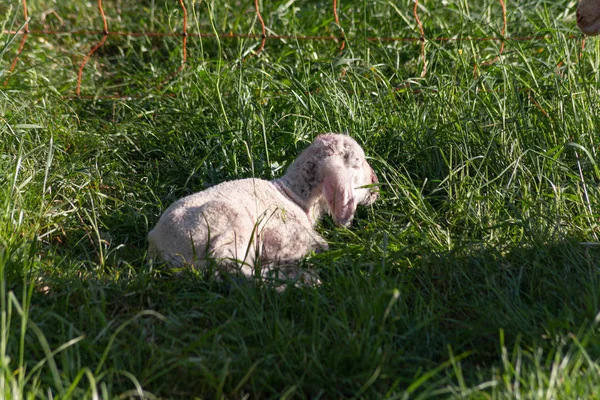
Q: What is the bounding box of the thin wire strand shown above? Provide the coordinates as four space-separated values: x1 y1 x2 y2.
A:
333 0 345 51
254 0 266 54
4 34 28 86
76 0 108 96
413 0 426 77
1 0 588 99
21 0 29 32
4 0 30 85
5 29 576 43
482 0 506 65
475 0 507 76
159 0 188 87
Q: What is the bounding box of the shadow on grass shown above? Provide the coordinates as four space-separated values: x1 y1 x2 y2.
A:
13 237 600 398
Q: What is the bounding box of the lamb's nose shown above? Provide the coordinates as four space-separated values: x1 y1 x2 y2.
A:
370 167 378 184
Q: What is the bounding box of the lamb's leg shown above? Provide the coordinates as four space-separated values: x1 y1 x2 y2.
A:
209 230 258 277
260 263 322 290
256 225 326 287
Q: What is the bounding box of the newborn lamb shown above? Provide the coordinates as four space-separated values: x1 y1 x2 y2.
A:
148 133 378 280
577 0 600 36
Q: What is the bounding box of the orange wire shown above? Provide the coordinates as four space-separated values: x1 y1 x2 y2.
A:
1 0 585 98
159 0 188 87
4 0 30 85
413 0 426 77
22 0 29 32
333 0 345 51
76 0 108 96
481 0 506 66
475 0 507 76
254 0 266 54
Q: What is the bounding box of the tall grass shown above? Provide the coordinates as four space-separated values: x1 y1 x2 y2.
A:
0 0 599 397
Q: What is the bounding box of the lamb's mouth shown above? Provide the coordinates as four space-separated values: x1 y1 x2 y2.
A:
359 189 378 206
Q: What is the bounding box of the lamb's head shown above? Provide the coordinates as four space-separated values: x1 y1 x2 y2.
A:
278 133 378 227
577 0 600 36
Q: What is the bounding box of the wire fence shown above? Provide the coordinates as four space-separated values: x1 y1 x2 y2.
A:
1 0 587 99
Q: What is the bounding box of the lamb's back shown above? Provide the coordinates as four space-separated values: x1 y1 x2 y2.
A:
148 178 315 266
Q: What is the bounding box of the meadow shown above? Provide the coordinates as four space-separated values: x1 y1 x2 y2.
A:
1 0 600 398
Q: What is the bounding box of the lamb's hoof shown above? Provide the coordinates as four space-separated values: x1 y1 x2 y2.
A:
264 264 321 291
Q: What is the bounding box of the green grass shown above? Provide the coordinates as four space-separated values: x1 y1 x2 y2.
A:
1 0 600 398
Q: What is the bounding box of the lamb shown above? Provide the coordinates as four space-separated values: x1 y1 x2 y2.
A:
577 0 600 36
147 133 378 282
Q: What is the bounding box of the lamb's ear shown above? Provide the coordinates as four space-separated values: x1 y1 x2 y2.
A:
322 159 356 227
